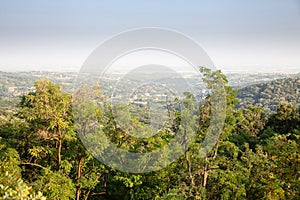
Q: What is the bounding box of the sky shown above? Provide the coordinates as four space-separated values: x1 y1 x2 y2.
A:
0 0 300 72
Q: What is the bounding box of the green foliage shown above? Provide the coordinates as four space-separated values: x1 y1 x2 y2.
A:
0 138 46 199
0 172 46 200
157 189 185 200
267 102 300 135
33 169 75 200
18 80 72 134
0 72 299 199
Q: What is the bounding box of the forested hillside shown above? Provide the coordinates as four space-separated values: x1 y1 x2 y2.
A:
237 77 300 112
0 70 299 199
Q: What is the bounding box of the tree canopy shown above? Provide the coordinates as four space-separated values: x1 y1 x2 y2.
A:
0 71 299 199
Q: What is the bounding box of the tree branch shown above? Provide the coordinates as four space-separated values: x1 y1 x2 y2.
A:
21 162 45 169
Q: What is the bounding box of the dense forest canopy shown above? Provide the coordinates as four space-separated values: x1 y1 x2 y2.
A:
237 77 300 112
0 70 299 199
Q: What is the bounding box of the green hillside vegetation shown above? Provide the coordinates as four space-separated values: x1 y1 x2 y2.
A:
237 77 300 112
0 70 299 199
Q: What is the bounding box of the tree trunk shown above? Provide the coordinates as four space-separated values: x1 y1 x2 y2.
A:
203 144 218 188
183 128 194 186
76 189 81 200
203 158 209 188
84 190 91 200
76 157 83 200
57 132 62 171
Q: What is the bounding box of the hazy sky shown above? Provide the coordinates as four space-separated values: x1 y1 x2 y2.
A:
0 0 300 72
